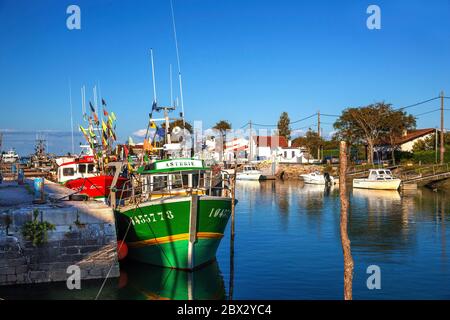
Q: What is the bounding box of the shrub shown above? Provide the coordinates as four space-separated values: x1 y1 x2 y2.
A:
22 209 55 246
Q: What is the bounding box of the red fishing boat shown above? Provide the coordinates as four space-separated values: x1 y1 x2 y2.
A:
56 154 128 201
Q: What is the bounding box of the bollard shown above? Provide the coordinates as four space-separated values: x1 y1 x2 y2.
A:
33 177 46 204
17 169 24 185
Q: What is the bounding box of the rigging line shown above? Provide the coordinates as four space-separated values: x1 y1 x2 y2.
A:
95 217 133 300
396 96 440 110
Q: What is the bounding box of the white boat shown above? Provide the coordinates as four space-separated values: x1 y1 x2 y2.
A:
1 149 19 163
300 171 336 185
353 169 401 190
236 165 263 181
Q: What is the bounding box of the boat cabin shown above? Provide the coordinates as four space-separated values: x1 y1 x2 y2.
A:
57 156 97 184
1 149 19 163
114 159 230 203
367 169 395 181
242 165 260 173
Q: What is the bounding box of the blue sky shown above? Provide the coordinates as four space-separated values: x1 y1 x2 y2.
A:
1 0 450 150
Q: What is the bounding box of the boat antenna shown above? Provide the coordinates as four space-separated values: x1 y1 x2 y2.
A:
81 85 86 120
170 64 173 107
69 79 75 155
150 48 158 108
170 0 185 127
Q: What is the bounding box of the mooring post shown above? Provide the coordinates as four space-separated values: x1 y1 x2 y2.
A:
339 141 354 300
188 194 199 270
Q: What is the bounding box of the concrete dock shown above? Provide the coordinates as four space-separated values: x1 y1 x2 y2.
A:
0 178 119 286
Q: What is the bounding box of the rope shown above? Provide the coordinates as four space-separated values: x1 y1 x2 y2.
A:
95 213 134 300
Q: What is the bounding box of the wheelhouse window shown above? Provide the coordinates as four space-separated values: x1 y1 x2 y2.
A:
63 167 75 176
88 164 95 173
78 164 86 174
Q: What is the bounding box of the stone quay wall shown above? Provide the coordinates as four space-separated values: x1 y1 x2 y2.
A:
0 180 119 286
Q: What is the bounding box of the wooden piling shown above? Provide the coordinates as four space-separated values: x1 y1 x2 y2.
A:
339 141 354 300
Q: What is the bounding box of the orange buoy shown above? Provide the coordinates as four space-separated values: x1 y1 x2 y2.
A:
117 240 128 260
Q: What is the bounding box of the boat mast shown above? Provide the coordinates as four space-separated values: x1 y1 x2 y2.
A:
150 48 157 107
170 0 185 127
69 79 75 155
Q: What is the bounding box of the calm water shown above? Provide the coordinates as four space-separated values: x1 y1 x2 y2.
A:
1 180 449 300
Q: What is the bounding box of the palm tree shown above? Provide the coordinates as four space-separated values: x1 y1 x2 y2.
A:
213 120 232 162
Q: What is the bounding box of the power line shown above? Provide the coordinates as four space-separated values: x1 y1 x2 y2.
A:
239 122 249 129
291 113 317 124
397 96 440 110
413 108 441 117
321 113 340 117
252 122 277 127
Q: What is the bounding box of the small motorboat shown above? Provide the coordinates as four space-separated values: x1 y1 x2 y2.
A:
236 164 263 181
300 171 336 185
1 149 19 163
353 169 401 190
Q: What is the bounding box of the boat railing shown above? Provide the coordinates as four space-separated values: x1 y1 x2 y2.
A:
111 170 233 208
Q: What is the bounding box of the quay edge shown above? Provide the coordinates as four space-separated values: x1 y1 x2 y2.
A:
0 178 119 286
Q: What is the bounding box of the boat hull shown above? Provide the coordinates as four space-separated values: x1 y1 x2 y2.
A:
115 196 232 269
300 174 336 185
65 175 128 200
352 178 401 190
236 173 262 181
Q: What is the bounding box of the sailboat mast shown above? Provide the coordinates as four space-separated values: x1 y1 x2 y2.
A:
69 79 75 155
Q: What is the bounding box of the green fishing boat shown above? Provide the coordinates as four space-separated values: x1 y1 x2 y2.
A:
110 158 234 270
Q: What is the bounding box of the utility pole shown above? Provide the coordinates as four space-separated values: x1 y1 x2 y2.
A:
435 127 438 164
440 91 445 165
317 111 321 160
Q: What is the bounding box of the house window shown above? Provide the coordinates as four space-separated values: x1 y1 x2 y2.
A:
63 168 75 176
284 151 288 158
292 151 295 158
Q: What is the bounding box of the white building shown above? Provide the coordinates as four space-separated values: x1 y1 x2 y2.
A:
397 128 436 152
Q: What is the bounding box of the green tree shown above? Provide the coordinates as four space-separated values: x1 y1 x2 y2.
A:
413 131 450 152
277 112 291 140
383 110 416 165
213 120 232 161
334 102 391 164
292 129 324 159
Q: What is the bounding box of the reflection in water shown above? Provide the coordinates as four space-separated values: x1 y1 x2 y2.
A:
0 261 226 300
2 180 450 300
118 261 226 300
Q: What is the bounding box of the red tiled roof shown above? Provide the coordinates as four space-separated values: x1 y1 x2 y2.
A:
253 136 288 148
396 128 435 145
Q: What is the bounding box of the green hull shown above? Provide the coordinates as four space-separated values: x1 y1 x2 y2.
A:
118 260 226 300
115 196 232 269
